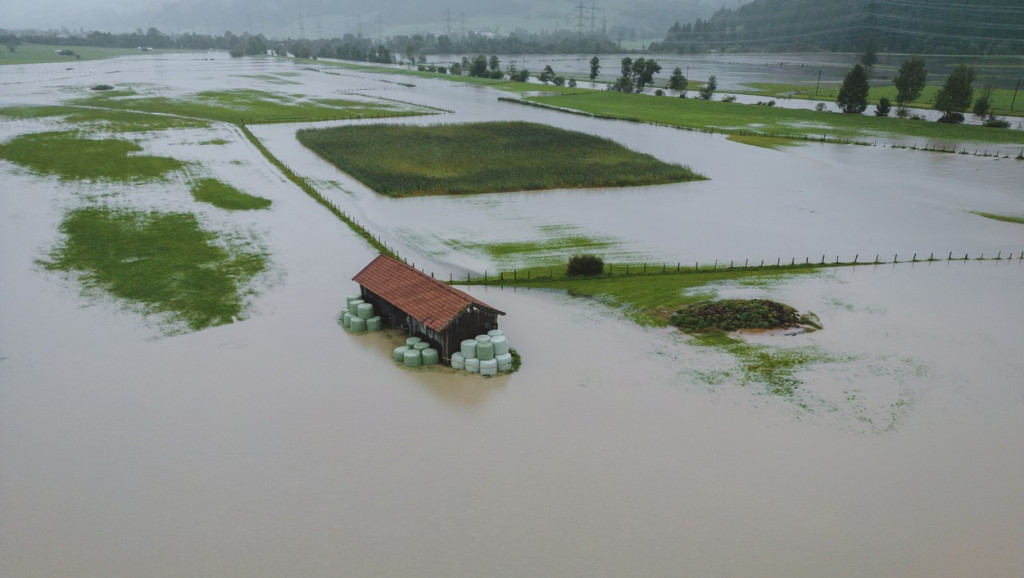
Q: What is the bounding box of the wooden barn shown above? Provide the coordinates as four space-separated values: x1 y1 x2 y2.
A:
352 255 505 363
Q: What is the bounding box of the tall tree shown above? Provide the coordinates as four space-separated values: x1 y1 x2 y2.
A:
631 58 661 92
699 75 717 100
668 67 688 91
860 37 878 67
589 56 600 80
934 64 975 123
893 57 927 107
836 64 870 113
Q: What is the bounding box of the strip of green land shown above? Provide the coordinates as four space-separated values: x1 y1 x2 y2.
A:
523 90 1024 146
297 121 704 196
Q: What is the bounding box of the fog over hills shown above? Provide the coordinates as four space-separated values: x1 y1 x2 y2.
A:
3 0 738 41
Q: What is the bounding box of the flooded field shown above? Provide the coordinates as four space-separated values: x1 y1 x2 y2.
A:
2 53 1023 577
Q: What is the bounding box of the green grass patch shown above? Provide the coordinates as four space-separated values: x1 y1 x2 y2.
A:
526 90 1024 146
0 104 208 131
0 131 184 181
0 44 161 65
40 207 268 332
744 82 1022 116
727 133 802 149
297 121 704 197
691 333 839 398
970 210 1024 224
466 262 822 326
75 88 423 124
191 178 272 210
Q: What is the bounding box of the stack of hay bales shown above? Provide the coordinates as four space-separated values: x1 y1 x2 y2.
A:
391 336 439 368
450 330 513 376
342 295 382 333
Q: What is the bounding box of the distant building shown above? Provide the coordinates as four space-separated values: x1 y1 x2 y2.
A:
352 255 504 363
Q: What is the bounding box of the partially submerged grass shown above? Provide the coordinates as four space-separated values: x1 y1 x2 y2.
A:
0 44 157 65
690 332 840 398
40 206 268 332
744 82 1022 116
446 226 616 267
727 134 802 149
970 211 1024 225
297 121 704 196
0 131 184 181
76 88 426 124
525 90 1024 146
670 299 802 333
0 105 209 131
191 178 272 210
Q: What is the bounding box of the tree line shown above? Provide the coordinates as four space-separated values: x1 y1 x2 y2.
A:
650 0 1024 55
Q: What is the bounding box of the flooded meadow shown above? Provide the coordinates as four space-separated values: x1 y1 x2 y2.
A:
2 53 1023 577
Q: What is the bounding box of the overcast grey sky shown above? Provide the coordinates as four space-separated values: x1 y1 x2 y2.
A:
2 0 727 38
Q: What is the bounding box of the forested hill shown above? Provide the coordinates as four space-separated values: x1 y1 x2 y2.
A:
650 0 1024 55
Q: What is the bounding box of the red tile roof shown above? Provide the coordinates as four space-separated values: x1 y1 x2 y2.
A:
353 255 504 333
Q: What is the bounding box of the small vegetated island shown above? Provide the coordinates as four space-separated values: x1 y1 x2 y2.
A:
296 121 704 196
669 298 821 334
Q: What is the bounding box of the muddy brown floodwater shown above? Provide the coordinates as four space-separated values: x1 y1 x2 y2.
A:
2 53 1023 578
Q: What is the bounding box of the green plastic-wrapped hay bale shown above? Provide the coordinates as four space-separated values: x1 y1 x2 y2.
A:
421 348 439 365
496 352 513 372
476 340 495 361
451 352 465 370
356 302 374 320
480 358 498 376
348 299 364 316
487 329 503 337
406 336 422 347
475 334 491 344
342 311 352 328
413 341 429 350
366 316 382 331
393 345 410 361
346 294 362 307
490 335 509 355
460 339 477 359
403 349 421 367
349 316 367 332
465 357 480 374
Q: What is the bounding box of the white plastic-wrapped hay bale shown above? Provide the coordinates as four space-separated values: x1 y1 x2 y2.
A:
356 302 374 320
465 357 480 374
496 352 513 372
346 294 362 307
475 334 491 344
487 329 503 337
349 317 367 332
393 345 410 361
348 299 364 316
403 349 421 367
476 340 495 361
406 336 422 347
480 358 498 376
460 339 477 359
421 348 439 365
342 311 352 328
490 335 509 355
413 341 429 351
451 352 465 370
366 316 382 331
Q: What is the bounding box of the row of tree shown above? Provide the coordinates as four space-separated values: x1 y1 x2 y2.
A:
837 58 997 123
651 0 1024 55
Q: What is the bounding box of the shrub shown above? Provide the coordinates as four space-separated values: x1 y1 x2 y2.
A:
655 89 664 96
815 102 826 112
984 116 1010 129
722 95 737 103
669 299 800 333
874 96 891 116
567 254 604 276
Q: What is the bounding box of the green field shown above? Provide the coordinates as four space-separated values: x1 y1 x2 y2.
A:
0 131 185 181
524 90 1024 146
191 178 272 210
41 207 268 332
0 44 159 65
743 82 1022 116
297 121 704 196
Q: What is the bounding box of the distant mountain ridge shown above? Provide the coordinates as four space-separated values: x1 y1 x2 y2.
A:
651 0 1024 55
